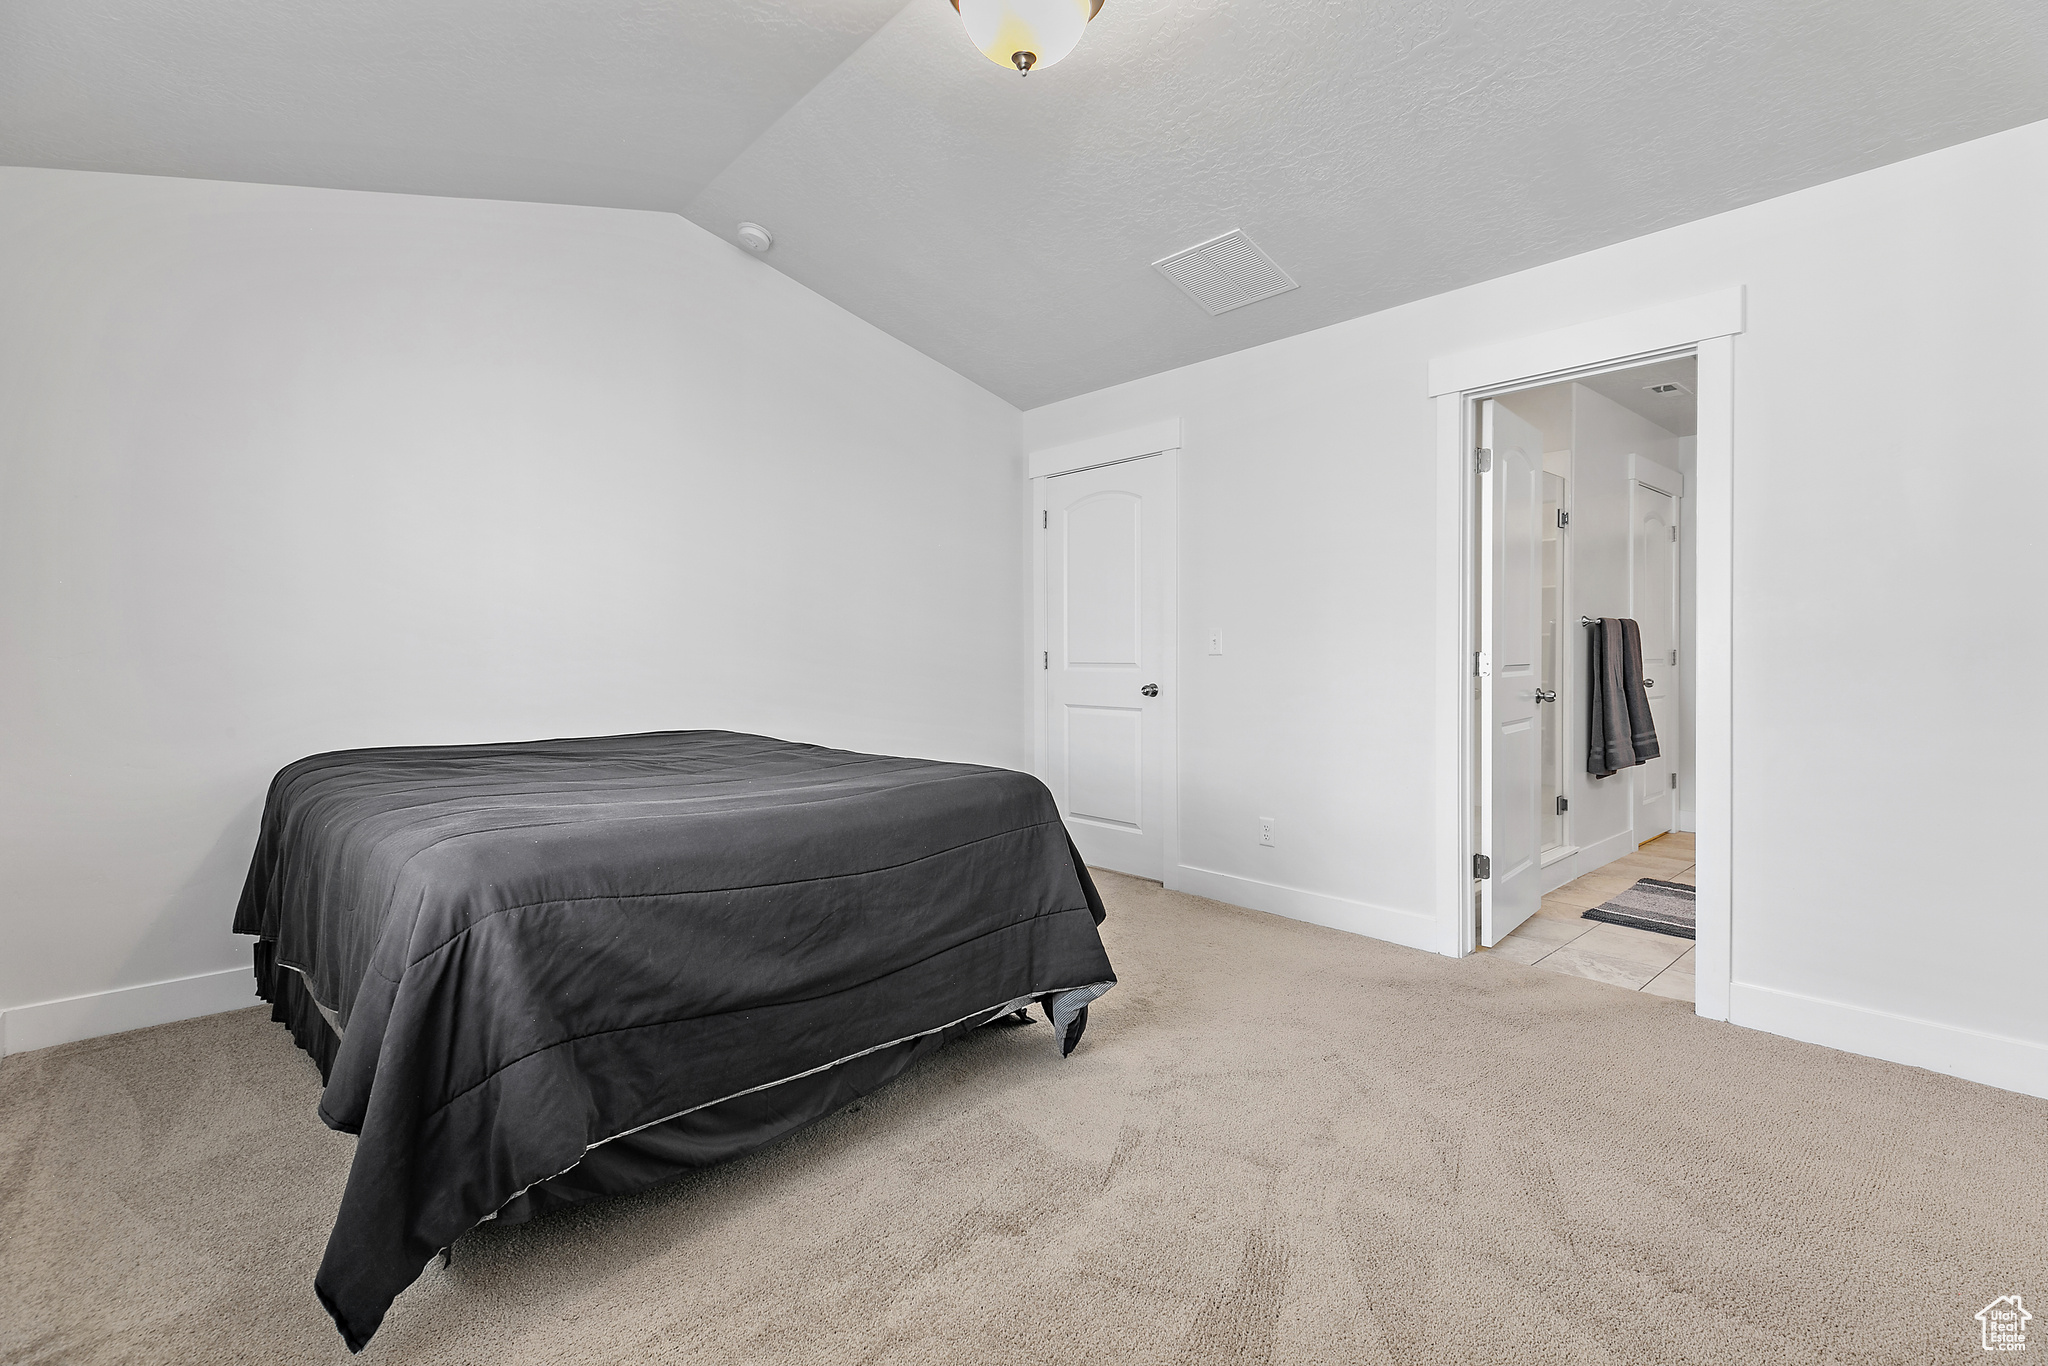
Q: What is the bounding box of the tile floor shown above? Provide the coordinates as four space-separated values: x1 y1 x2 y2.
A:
1487 831 1698 1002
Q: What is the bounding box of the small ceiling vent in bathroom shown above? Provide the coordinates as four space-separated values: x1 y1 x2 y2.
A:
1153 229 1298 315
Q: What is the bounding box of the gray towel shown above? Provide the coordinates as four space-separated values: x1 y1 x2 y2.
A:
1588 617 1661 778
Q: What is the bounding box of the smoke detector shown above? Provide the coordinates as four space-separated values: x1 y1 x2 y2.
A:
735 222 773 253
1153 229 1297 315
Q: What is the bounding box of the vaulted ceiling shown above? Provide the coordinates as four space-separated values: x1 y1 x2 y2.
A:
4 0 2044 407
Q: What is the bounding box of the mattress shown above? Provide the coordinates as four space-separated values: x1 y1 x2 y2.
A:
233 730 1115 1351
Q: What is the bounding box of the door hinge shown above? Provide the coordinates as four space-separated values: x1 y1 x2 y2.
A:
1042 509 1048 529
1671 525 1678 542
1670 647 1678 666
1473 650 1491 678
1556 796 1569 815
1474 447 1492 474
1557 509 1570 529
1473 853 1491 880
1671 772 1678 790
1043 651 1048 670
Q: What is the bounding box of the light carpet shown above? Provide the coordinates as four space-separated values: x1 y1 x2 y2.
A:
3 870 2041 1365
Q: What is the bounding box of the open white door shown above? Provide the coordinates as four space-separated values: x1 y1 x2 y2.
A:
1043 455 1174 880
1631 457 1683 840
1479 400 1546 945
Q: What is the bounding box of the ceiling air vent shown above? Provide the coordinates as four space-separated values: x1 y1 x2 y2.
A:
1153 229 1298 315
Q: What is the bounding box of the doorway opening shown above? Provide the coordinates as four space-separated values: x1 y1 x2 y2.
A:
1474 355 1700 1001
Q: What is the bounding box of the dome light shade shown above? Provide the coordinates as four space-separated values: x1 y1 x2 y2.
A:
950 0 1103 75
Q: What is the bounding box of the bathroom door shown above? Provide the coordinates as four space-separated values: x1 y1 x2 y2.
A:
1479 400 1546 945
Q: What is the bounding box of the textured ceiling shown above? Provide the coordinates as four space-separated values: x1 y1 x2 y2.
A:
4 0 2045 407
0 0 905 209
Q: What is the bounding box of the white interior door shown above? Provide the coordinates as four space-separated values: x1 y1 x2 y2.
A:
1043 456 1173 880
1631 458 1682 841
1479 400 1546 945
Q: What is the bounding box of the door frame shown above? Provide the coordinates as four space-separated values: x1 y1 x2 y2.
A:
1028 421 1183 883
1431 288 1741 1020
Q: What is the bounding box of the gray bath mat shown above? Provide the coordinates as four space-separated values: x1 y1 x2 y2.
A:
1582 878 1695 939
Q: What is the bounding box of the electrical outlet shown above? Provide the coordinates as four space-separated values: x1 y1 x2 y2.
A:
1258 817 1275 847
1207 629 1224 655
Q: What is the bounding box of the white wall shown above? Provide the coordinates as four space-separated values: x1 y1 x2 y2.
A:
1023 120 2048 1096
0 168 1024 1051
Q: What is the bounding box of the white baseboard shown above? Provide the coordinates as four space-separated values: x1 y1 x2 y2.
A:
1536 847 1581 896
1730 981 2048 1100
1581 826 1636 868
1169 864 1450 956
0 967 258 1057
1536 826 1638 894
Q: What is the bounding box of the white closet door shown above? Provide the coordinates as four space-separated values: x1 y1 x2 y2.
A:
1044 456 1173 880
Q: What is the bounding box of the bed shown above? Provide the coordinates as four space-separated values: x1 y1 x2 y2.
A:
232 729 1116 1352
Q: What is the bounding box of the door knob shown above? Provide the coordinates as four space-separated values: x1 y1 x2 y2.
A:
1534 688 1557 703
1140 683 1159 697
1643 678 1655 688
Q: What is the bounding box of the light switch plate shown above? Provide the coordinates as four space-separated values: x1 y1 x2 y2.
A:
1207 629 1224 655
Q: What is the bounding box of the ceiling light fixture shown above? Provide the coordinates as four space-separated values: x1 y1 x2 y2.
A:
949 0 1103 75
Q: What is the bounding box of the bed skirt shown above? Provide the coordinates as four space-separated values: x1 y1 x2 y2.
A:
249 951 1093 1240
488 1007 1029 1229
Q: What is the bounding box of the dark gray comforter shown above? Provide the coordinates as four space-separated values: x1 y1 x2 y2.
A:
232 730 1115 1351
